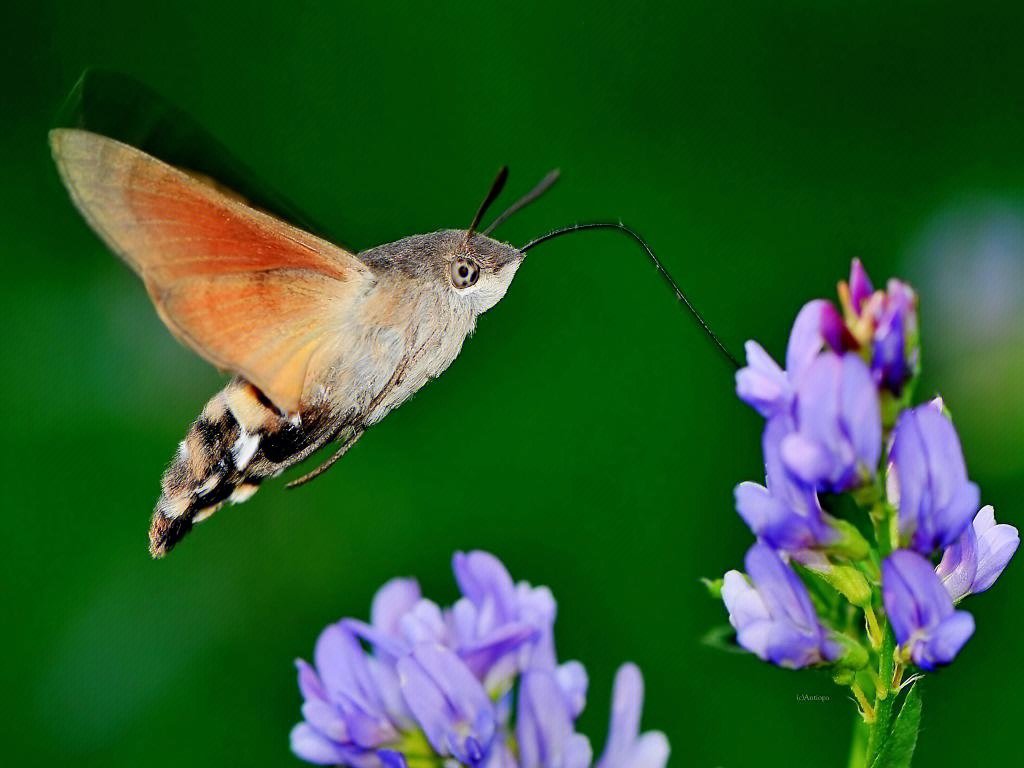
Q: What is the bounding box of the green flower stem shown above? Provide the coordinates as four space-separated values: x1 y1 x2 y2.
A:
864 619 897 763
865 494 897 765
850 498 923 767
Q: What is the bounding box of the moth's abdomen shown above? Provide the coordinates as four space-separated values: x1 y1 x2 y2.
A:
149 379 334 557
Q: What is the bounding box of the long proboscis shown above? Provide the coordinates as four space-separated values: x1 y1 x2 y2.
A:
520 222 740 370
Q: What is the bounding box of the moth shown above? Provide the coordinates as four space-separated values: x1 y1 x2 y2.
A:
51 128 733 557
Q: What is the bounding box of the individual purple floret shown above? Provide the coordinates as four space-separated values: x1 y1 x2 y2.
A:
882 550 975 670
780 352 882 492
736 299 846 419
734 417 838 552
721 543 841 668
291 551 668 768
397 643 496 764
517 667 593 768
936 505 1020 602
735 340 792 420
887 405 980 554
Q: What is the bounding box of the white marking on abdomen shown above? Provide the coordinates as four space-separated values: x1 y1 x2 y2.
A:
232 429 260 471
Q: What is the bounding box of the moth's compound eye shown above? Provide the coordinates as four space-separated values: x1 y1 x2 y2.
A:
451 257 480 289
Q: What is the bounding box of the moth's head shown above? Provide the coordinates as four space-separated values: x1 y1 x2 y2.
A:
433 165 563 313
358 229 523 315
364 166 557 315
440 230 525 314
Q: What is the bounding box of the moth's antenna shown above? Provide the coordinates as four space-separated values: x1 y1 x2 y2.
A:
483 169 560 236
466 166 509 244
521 222 740 370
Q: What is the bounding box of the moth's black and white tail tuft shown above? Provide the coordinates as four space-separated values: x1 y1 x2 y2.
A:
148 379 337 557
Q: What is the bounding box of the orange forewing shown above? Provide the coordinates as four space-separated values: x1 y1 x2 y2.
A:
50 128 369 413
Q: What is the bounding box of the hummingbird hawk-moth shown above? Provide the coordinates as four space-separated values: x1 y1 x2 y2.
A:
51 127 734 558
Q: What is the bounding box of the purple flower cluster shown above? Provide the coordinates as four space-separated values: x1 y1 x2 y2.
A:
721 260 1017 674
292 551 669 768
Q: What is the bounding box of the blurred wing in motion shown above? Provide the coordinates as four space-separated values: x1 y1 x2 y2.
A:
50 128 370 414
55 69 332 238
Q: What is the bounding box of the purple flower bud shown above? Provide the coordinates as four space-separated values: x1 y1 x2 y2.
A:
888 405 980 554
780 352 882 492
872 278 918 394
736 300 846 419
721 544 841 668
595 664 669 768
882 550 975 670
734 416 838 552
937 505 1019 601
848 258 874 313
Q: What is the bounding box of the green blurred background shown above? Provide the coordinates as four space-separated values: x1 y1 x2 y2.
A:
2 2 1023 765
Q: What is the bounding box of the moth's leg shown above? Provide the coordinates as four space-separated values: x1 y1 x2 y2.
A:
286 427 365 489
280 353 409 490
